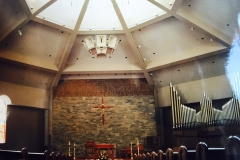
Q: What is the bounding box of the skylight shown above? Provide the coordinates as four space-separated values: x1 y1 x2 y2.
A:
26 0 166 31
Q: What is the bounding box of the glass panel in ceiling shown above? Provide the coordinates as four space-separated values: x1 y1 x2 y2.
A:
155 0 174 9
116 0 166 28
25 0 50 14
36 0 85 29
80 0 122 31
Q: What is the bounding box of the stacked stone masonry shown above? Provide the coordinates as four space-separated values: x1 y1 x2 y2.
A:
52 79 156 157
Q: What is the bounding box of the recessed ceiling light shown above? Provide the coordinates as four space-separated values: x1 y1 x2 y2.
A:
138 45 141 48
150 73 153 76
143 58 147 61
210 38 213 41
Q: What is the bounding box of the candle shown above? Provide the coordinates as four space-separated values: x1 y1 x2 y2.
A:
74 143 76 160
68 141 70 156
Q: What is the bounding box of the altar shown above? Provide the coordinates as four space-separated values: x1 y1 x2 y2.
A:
93 144 115 160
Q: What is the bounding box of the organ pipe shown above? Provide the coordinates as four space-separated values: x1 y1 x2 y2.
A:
170 83 176 129
169 82 240 130
170 83 197 130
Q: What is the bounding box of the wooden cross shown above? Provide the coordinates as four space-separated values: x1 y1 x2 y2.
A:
93 97 112 126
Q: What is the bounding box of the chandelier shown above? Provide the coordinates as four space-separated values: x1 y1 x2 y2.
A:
82 35 121 58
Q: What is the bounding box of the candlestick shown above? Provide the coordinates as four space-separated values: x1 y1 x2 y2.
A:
130 142 133 160
68 141 70 156
74 143 76 160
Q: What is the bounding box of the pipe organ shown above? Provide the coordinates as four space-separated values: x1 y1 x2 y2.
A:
199 93 215 126
170 83 196 130
170 76 240 130
222 94 240 126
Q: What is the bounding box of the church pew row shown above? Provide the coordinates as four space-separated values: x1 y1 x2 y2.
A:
0 148 73 160
133 136 240 160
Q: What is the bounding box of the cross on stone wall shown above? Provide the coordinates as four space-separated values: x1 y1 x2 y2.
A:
93 97 112 126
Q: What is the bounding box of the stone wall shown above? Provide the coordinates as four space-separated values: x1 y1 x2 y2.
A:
52 79 156 157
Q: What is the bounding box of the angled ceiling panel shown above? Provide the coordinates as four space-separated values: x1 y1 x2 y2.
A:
0 0 27 34
132 17 227 70
151 52 228 88
0 59 55 89
178 0 240 40
64 34 141 73
0 21 70 71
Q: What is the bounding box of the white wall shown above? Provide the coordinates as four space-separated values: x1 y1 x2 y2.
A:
0 81 50 109
157 75 232 107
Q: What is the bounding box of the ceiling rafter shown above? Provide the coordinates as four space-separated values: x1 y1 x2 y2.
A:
0 0 57 42
51 0 90 88
129 13 171 32
148 0 231 48
63 70 143 75
33 17 73 34
170 0 183 13
19 0 32 17
111 0 153 85
146 48 230 72
78 29 125 35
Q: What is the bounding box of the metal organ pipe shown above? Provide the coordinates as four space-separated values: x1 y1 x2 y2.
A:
170 83 197 130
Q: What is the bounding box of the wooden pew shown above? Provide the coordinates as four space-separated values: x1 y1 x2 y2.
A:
56 153 61 160
225 135 240 160
151 151 157 160
28 150 49 160
196 142 208 160
157 150 163 160
50 152 56 160
178 146 187 160
166 148 176 160
196 142 225 160
146 152 150 160
0 149 73 160
127 136 240 160
142 153 146 160
0 148 28 160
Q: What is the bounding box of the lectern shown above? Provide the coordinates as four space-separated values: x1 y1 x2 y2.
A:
85 141 95 158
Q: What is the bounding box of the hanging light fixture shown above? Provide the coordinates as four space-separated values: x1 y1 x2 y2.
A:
82 35 121 58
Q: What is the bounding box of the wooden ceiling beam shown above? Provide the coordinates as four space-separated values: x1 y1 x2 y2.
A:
111 0 153 85
51 0 90 88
